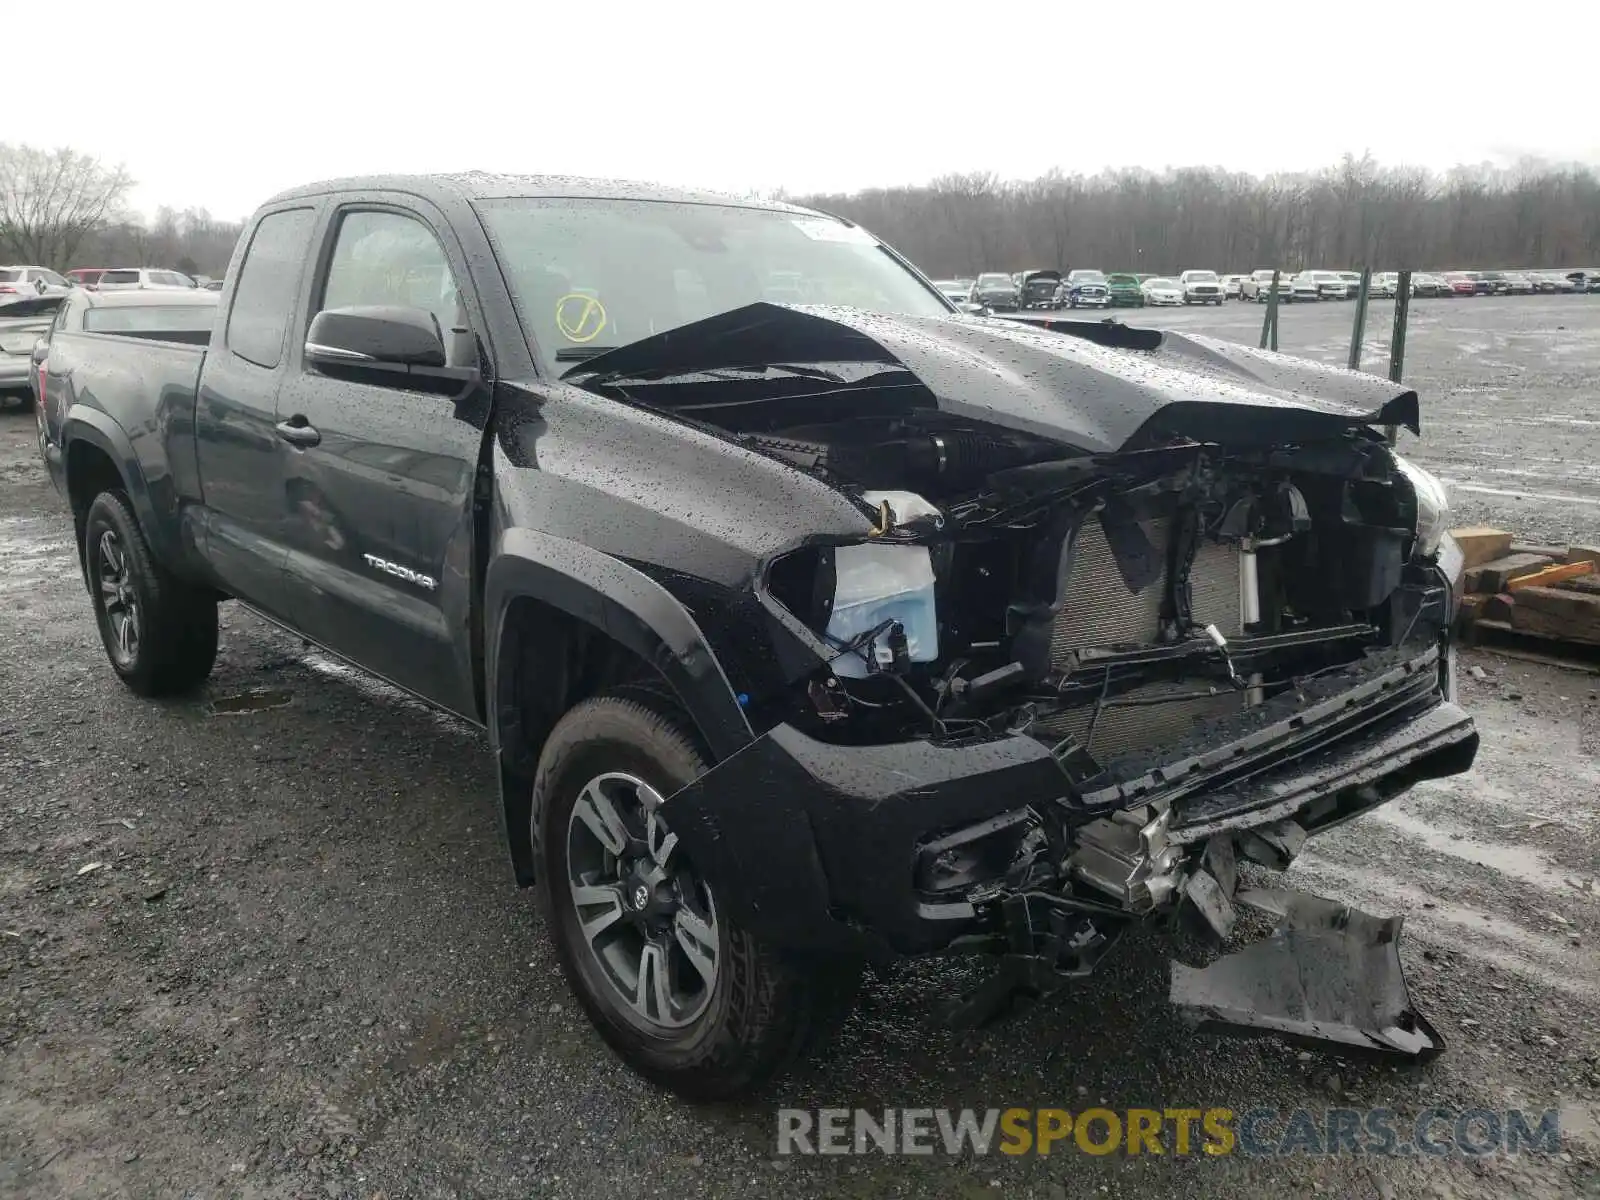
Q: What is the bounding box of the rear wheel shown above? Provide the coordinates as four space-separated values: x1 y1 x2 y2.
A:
532 691 858 1099
84 490 217 697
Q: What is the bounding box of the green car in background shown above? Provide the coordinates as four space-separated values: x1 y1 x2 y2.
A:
1106 272 1145 307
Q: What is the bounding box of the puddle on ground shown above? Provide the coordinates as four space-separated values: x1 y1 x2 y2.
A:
207 689 294 716
1364 806 1576 893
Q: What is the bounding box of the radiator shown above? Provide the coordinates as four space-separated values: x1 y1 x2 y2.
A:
1037 517 1250 761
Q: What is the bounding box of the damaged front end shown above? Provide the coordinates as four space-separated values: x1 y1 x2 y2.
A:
570 303 1478 1061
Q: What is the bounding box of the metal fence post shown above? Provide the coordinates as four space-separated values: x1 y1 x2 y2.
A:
1384 270 1412 444
1259 269 1281 351
1347 266 1371 371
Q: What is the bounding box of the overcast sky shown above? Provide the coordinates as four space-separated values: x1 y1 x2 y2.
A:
19 0 1599 219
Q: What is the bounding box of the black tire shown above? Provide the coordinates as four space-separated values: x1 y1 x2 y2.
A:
83 490 218 697
532 690 858 1100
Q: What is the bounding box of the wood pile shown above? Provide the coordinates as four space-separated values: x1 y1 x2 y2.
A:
1452 527 1600 647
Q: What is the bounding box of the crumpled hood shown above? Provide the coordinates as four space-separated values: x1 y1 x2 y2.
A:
565 302 1420 455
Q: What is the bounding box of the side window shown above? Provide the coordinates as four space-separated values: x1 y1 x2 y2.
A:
40 269 68 287
318 210 471 367
226 208 316 369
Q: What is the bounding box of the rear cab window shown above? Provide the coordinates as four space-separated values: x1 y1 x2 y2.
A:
226 208 317 369
84 302 217 340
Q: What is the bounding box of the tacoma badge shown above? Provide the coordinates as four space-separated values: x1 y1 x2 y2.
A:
362 553 437 590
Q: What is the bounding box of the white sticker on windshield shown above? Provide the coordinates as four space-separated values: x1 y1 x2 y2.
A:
791 219 877 245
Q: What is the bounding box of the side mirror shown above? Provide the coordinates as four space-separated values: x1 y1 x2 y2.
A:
31 338 48 365
305 305 447 370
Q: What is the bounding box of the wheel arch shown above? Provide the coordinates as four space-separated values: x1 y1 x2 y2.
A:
486 528 755 885
62 414 166 576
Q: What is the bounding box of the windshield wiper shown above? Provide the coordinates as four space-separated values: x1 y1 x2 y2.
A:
555 346 618 362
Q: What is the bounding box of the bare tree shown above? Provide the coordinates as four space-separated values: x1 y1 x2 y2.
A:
0 144 134 267
800 158 1600 277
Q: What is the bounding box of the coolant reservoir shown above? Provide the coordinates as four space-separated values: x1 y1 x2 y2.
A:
826 543 939 678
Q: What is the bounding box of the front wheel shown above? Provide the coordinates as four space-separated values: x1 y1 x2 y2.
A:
532 691 857 1100
84 490 218 697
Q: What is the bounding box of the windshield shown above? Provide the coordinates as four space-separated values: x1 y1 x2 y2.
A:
1072 271 1106 283
1185 271 1218 281
1147 278 1178 288
975 273 1012 288
1312 272 1341 282
1106 274 1137 285
476 198 947 365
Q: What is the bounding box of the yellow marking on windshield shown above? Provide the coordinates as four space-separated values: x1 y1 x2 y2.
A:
555 293 607 343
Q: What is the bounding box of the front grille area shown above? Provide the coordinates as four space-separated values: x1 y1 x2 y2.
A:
1038 518 1248 761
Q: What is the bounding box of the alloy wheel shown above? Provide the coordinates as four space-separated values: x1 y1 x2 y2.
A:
565 772 719 1030
97 530 140 667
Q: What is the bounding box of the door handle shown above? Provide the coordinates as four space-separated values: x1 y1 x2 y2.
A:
275 417 321 448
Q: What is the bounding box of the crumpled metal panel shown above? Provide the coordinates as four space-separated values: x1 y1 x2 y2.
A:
1169 889 1443 1059
566 302 1423 455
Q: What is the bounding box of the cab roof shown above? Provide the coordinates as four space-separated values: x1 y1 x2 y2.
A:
264 172 824 217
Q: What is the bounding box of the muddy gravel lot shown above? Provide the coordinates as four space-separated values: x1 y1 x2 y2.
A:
2 296 1599 1199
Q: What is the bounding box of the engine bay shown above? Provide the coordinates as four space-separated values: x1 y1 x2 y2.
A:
747 409 1449 776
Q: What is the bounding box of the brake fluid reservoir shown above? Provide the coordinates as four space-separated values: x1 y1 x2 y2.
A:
826 544 939 678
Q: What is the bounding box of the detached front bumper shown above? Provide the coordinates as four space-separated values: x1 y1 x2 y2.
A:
664 645 1477 960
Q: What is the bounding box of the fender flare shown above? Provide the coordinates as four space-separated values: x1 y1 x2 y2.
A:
61 411 172 565
485 527 756 883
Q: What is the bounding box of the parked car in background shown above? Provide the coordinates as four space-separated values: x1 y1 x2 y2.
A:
1497 272 1534 294
1475 271 1510 294
1337 271 1363 298
1533 271 1575 293
1178 269 1223 305
971 271 1020 311
1064 269 1110 308
1220 274 1246 299
1297 270 1348 301
1018 269 1064 310
94 268 199 292
66 268 109 289
0 293 68 408
0 265 72 302
1371 273 1399 298
1141 276 1184 305
1104 272 1144 306
1441 272 1478 296
934 279 972 304
1460 272 1494 296
1409 273 1445 297
1241 269 1289 302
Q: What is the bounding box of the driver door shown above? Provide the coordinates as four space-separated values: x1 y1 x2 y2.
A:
274 199 490 717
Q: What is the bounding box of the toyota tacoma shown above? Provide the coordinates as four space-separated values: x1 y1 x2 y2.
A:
37 173 1476 1100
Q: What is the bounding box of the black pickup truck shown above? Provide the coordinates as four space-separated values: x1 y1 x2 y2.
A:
38 173 1477 1098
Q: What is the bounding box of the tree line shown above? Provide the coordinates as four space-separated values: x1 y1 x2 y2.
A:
1 143 243 278
796 154 1600 278
7 142 1600 283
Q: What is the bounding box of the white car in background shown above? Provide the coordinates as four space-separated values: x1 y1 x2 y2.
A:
1141 276 1185 306
1220 274 1246 299
934 279 973 304
93 268 199 292
1179 269 1224 305
1371 272 1399 298
1297 270 1349 300
0 265 72 304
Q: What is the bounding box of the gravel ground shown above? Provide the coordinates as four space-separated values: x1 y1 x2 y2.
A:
2 298 1599 1200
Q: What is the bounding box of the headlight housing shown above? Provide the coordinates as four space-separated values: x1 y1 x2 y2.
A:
1393 454 1451 557
824 542 939 677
